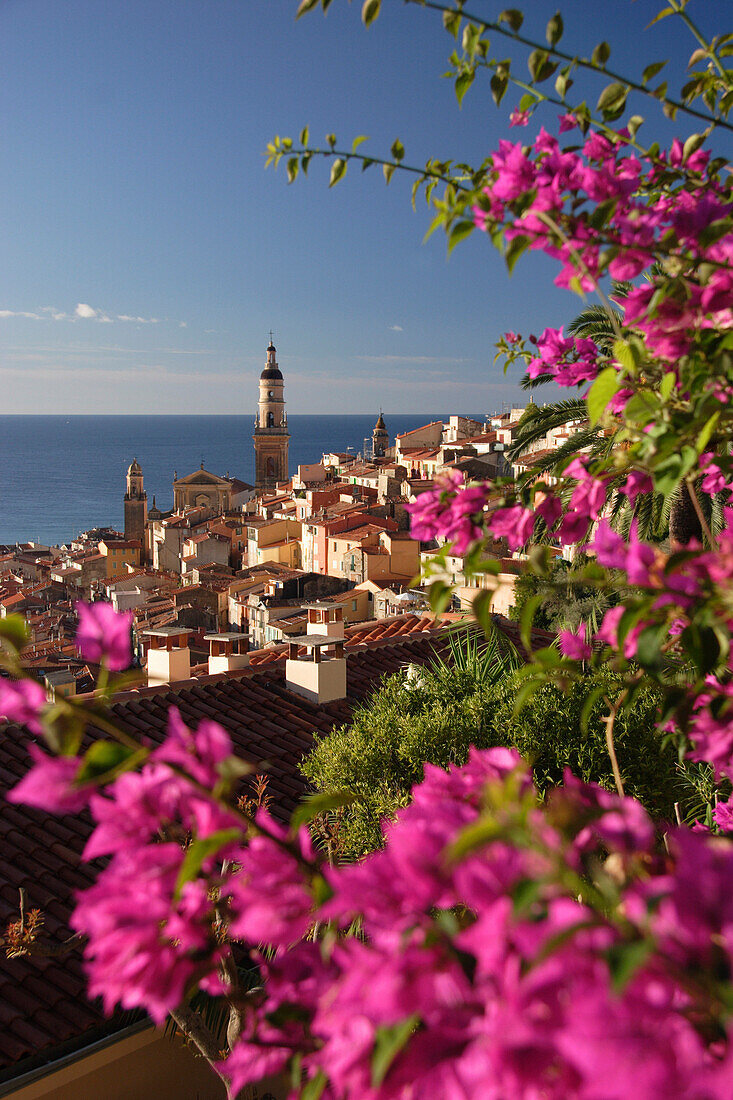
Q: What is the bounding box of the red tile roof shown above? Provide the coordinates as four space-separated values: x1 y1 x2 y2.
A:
0 622 462 1078
0 611 549 1078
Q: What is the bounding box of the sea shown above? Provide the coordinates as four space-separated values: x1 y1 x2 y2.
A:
0 414 450 546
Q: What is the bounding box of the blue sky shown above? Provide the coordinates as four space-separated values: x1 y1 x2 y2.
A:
0 0 720 414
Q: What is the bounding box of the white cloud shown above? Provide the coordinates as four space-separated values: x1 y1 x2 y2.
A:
179 321 187 328
0 309 41 320
75 302 98 319
116 314 160 324
388 324 403 331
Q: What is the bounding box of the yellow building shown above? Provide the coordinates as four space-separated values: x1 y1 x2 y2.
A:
99 539 142 579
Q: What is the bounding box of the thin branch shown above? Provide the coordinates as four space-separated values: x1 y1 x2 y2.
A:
169 1004 227 1076
686 473 717 551
408 0 733 133
602 694 626 798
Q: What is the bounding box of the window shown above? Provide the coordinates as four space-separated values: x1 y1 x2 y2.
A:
352 600 357 611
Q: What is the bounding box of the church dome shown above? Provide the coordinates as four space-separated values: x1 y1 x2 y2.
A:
261 364 283 381
375 413 387 431
127 458 142 476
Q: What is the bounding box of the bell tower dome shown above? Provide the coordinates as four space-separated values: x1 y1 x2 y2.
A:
253 337 290 493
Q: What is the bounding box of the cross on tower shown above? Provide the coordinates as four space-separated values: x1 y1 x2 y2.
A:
268 329 274 344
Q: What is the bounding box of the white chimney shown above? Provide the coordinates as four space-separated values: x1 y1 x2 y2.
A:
304 601 345 640
144 627 193 686
204 632 250 675
285 604 347 704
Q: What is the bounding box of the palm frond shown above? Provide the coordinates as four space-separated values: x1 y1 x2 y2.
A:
508 400 588 459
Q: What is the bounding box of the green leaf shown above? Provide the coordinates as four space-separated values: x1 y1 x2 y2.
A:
627 114 644 138
326 133 337 148
528 49 555 82
642 59 668 83
448 220 475 253
580 685 606 734
286 157 299 183
520 593 543 652
696 410 720 453
290 789 358 831
455 68 475 105
555 70 572 98
329 158 346 187
301 1071 328 1100
612 339 635 372
591 41 611 67
77 740 146 784
296 0 320 17
607 939 654 993
175 828 242 899
634 624 664 670
299 125 309 146
462 22 479 57
660 371 675 401
505 233 530 274
647 6 674 27
490 72 508 106
0 614 29 653
682 132 706 162
351 134 368 152
597 82 628 119
428 578 454 615
443 10 461 38
587 367 620 426
371 1015 420 1087
390 138 405 162
361 0 381 27
498 9 523 32
545 12 563 47
471 589 494 635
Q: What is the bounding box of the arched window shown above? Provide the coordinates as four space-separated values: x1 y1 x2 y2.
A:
266 457 276 477
267 412 275 428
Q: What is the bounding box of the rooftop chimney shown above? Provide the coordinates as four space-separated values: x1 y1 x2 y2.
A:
204 632 250 675
285 603 347 704
143 627 193 686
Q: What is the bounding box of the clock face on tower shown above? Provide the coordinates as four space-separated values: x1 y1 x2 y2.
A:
268 390 274 398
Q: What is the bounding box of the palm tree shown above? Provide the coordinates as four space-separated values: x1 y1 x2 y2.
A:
509 287 710 547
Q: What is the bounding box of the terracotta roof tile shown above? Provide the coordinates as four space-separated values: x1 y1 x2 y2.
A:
0 613 541 1079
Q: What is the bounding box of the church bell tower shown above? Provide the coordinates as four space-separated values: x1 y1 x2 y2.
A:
124 458 148 547
253 338 290 493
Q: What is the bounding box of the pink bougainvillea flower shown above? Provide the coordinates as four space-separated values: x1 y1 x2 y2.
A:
75 601 133 671
713 800 733 833
226 809 315 948
153 707 232 788
0 677 46 734
72 844 218 1025
8 745 89 814
509 108 530 127
488 505 535 550
559 622 592 661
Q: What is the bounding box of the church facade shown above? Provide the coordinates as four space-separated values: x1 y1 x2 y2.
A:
253 340 290 494
172 464 234 514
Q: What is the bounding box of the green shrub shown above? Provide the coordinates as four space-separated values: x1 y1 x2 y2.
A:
302 643 680 860
492 668 679 818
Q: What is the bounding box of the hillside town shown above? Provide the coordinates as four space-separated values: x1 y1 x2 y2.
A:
0 342 580 700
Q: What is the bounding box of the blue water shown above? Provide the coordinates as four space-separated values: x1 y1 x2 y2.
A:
0 414 449 545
